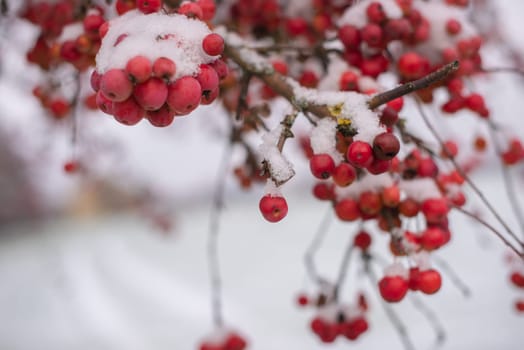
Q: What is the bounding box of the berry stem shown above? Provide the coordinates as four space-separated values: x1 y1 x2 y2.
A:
304 207 333 286
452 205 524 259
432 255 471 298
486 119 524 240
414 98 524 251
364 256 416 350
333 227 359 301
207 138 233 327
409 294 446 346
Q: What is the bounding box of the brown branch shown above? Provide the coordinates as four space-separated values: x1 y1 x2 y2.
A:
224 44 458 119
486 120 524 240
452 205 524 259
276 111 298 152
367 61 459 109
414 99 524 250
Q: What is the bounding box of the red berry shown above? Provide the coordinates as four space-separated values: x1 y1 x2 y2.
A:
126 55 152 83
373 132 400 160
346 141 373 168
446 19 462 35
178 2 203 19
510 272 524 288
378 275 409 302
63 160 79 174
421 198 449 224
95 91 114 114
398 52 428 79
354 230 372 250
202 33 224 56
366 2 387 23
309 154 336 179
312 182 335 201
417 269 442 294
296 293 309 307
224 333 247 350
339 71 359 91
112 97 144 125
146 105 175 127
381 185 400 207
338 25 361 50
166 76 202 115
335 198 361 221
90 70 102 92
360 23 384 48
136 0 162 14
133 78 168 111
152 57 176 81
100 69 133 102
196 0 216 21
259 195 288 223
332 163 357 187
196 64 220 95
359 191 382 215
515 300 524 313
420 226 449 250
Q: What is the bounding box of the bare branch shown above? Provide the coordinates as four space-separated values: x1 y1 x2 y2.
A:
432 255 471 297
304 207 333 286
409 294 446 347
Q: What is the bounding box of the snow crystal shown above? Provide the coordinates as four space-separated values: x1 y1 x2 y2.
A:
259 125 295 186
264 179 283 197
310 118 343 163
384 261 409 279
398 178 442 202
96 10 217 80
289 79 385 143
338 0 402 28
335 173 394 200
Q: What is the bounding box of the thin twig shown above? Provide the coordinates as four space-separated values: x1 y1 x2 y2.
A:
414 99 524 250
207 138 233 327
481 67 524 77
70 72 82 158
432 255 471 297
486 120 524 240
333 233 356 301
452 205 523 258
364 255 416 350
276 111 298 152
304 207 333 285
368 61 460 110
409 294 446 347
235 72 251 121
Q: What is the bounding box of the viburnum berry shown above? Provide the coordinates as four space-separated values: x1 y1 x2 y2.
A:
202 33 225 56
63 160 79 174
136 0 162 14
398 52 428 79
515 300 524 313
381 185 400 207
339 71 359 91
422 198 449 224
259 194 288 223
373 132 400 160
359 191 382 216
146 105 175 127
125 55 152 84
417 269 443 294
166 76 202 115
332 162 357 187
510 272 524 288
360 23 384 48
420 226 450 250
312 182 335 201
354 230 372 250
346 141 373 168
95 91 114 114
133 78 168 111
366 2 387 24
100 69 133 102
296 293 309 307
335 198 361 221
309 154 336 179
417 157 438 178
178 2 204 19
196 64 220 96
446 18 462 35
338 25 361 50
113 97 145 125
378 275 409 302
152 57 176 81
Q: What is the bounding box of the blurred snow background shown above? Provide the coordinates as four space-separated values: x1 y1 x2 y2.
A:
0 0 524 349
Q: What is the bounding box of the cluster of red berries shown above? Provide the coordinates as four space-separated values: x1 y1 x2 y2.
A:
501 138 524 166
199 331 248 350
115 0 216 20
23 2 105 71
379 264 442 303
31 85 72 120
91 31 225 127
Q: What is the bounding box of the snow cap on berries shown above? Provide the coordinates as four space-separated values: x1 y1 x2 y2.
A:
96 10 219 81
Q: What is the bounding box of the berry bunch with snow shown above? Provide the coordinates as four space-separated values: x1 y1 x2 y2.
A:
92 7 225 127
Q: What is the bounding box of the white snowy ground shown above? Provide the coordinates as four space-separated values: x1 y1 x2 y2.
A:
0 170 523 350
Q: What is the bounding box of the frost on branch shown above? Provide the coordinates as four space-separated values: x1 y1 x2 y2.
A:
259 125 295 186
96 10 217 79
